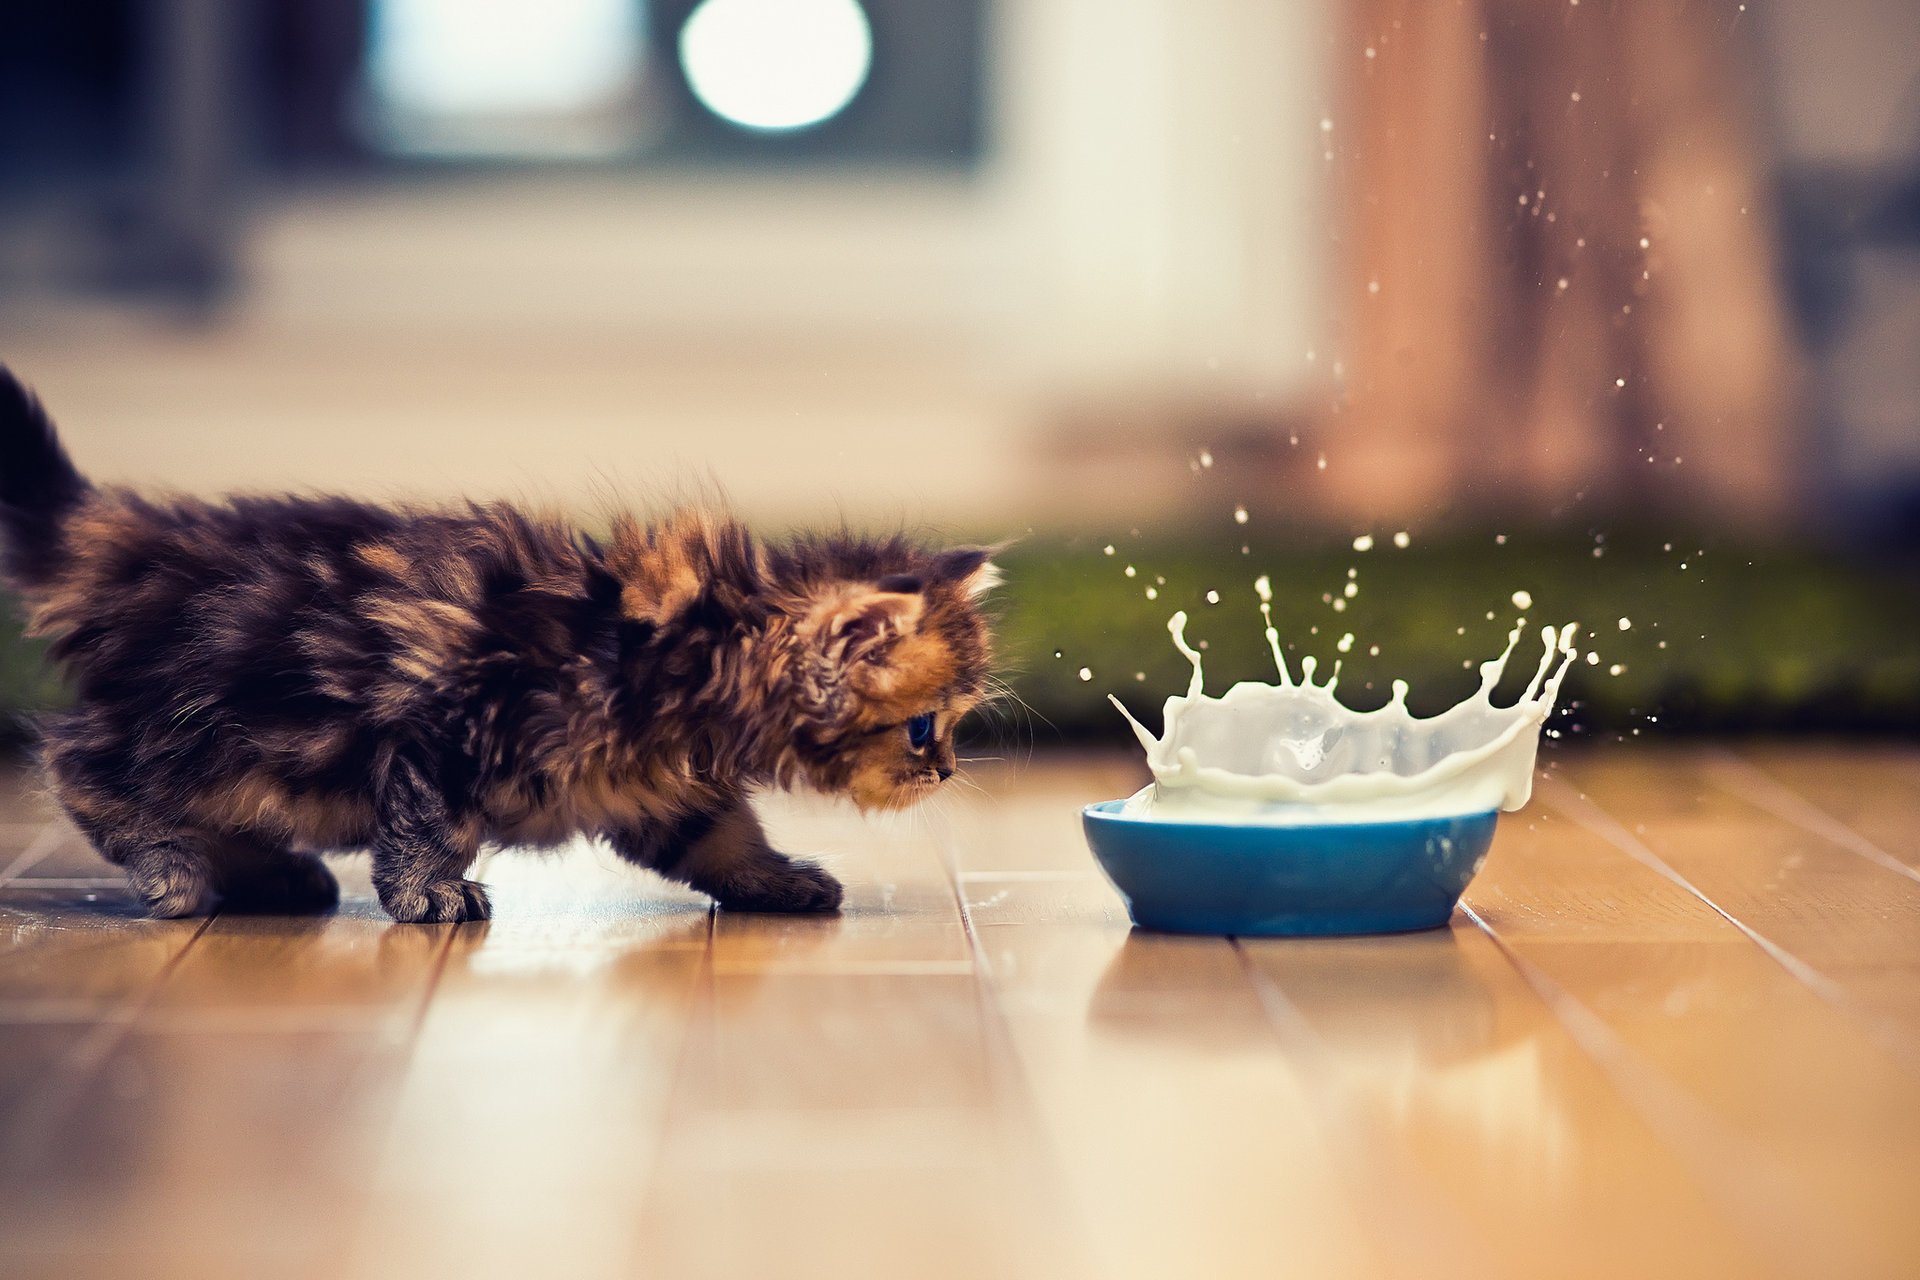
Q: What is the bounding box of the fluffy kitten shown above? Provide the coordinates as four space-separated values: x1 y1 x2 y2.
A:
0 367 996 923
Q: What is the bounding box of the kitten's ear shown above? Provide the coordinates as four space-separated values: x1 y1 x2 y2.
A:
931 546 1003 600
806 584 925 666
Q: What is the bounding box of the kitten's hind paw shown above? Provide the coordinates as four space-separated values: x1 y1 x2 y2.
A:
381 877 492 924
713 859 844 914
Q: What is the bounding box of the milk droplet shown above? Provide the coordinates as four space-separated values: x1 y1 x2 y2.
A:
1144 586 1158 600
1495 533 1508 545
1317 454 1328 470
1332 598 1348 612
1617 617 1631 631
1078 667 1093 681
1346 567 1358 579
1205 590 1221 604
1103 544 1115 555
1614 377 1627 388
1254 575 1273 602
1586 652 1600 666
1233 506 1249 525
1124 565 1137 577
1352 534 1375 552
1512 590 1534 610
1134 672 1146 681
1608 663 1625 676
1392 530 1411 548
1336 633 1355 653
1343 582 1358 599
1199 449 1214 468
1053 650 1062 658
1368 645 1380 656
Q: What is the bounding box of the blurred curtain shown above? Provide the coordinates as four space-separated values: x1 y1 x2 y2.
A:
1324 0 1802 529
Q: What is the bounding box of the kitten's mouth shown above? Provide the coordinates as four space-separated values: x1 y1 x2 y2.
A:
881 775 944 810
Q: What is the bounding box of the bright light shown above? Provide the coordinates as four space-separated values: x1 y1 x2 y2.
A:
679 0 873 132
371 0 642 116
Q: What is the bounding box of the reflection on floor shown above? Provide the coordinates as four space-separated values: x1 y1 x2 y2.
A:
2 746 1918 1279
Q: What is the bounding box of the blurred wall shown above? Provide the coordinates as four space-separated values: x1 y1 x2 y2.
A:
0 0 1333 533
4 0 1903 539
1763 0 1920 525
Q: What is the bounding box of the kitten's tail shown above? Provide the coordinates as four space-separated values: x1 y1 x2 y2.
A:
0 364 92 590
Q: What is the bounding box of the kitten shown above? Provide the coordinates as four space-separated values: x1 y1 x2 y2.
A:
0 366 997 923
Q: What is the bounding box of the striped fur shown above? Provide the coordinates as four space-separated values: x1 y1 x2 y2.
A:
0 365 995 921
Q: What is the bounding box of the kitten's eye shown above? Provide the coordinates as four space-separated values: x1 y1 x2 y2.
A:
906 713 935 750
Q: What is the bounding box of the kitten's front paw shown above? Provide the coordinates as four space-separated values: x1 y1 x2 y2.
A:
134 867 219 919
381 877 492 924
714 859 844 914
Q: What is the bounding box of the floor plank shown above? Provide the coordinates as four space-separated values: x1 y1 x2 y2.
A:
637 796 1071 1280
0 861 451 1279
710 793 976 975
959 873 1392 1280
3 1028 414 1279
0 881 205 1014
3 749 1920 1278
1718 744 1920 880
342 843 711 1280
1554 754 1920 1056
1241 926 1768 1279
1474 800 1920 1278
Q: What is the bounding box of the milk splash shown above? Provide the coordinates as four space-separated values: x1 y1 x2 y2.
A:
1110 599 1581 825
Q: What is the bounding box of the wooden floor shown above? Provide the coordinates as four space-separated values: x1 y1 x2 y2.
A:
2 745 1918 1280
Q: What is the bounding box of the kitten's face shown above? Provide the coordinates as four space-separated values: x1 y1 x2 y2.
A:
789 549 997 810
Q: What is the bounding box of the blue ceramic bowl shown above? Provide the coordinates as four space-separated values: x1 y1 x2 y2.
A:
1081 800 1498 936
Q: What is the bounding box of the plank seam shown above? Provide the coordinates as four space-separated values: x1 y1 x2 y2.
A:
1704 750 1920 886
1232 939 1496 1280
933 795 1113 1279
1539 773 1920 1075
0 913 214 1175
1459 902 1852 1280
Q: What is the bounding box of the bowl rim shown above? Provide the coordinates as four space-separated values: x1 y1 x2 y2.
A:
1081 798 1500 834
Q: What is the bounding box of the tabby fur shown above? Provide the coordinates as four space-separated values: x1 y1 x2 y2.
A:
0 365 996 922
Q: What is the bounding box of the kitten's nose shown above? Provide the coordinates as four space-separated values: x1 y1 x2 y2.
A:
936 765 954 782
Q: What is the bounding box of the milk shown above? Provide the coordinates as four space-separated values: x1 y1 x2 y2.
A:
1111 607 1580 825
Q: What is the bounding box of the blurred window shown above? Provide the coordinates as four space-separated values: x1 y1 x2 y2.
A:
355 0 978 166
364 0 648 158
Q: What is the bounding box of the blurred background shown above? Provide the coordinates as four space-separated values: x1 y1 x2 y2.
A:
0 0 1916 740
